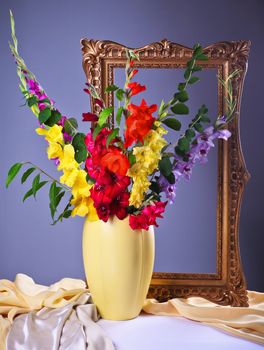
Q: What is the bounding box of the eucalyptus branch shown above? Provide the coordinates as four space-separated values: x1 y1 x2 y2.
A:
23 161 71 191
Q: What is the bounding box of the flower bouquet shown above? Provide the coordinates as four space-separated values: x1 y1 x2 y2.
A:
6 12 238 319
6 12 237 230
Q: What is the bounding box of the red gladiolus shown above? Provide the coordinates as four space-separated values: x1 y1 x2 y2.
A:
95 98 104 108
130 69 138 79
83 88 90 95
129 201 167 230
84 127 131 222
127 82 146 97
110 192 130 220
84 133 94 153
82 112 98 122
100 147 130 176
94 203 111 222
124 99 157 147
91 171 130 196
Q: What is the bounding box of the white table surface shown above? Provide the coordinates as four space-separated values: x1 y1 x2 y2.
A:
98 313 263 350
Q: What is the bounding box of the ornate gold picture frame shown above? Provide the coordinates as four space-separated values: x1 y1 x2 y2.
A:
81 38 250 306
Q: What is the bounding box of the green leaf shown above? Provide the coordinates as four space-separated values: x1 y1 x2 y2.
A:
63 210 72 218
184 69 191 80
92 124 103 140
72 132 88 163
158 100 165 115
55 191 65 207
178 83 185 91
128 152 136 166
175 146 186 158
51 200 72 225
194 123 203 132
72 133 86 149
49 182 57 218
23 188 33 202
162 118 181 131
165 172 176 185
192 65 202 72
32 174 40 197
178 137 190 152
21 167 36 184
199 104 208 114
98 107 113 127
75 148 88 163
64 117 78 135
188 76 200 85
201 115 210 123
116 89 125 101
174 90 189 103
185 128 196 140
39 108 51 124
197 53 209 61
158 157 172 177
193 44 203 57
45 110 62 127
27 96 38 107
49 182 56 204
6 162 23 188
105 84 119 92
149 181 161 194
23 180 47 202
171 103 189 115
106 128 119 148
187 58 195 70
116 106 123 126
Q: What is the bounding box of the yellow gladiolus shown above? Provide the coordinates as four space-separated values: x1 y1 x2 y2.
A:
71 195 98 221
128 126 167 208
129 176 150 208
36 124 64 144
47 142 63 160
71 170 92 198
57 144 79 172
60 168 79 187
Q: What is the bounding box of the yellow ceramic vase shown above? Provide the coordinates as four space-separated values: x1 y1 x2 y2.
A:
82 216 155 320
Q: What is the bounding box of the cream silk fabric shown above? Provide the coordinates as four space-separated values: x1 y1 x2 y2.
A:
143 291 264 345
0 274 114 350
0 274 263 348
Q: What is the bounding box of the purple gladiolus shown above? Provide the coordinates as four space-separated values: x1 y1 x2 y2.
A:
215 129 231 140
158 175 177 204
158 126 231 204
63 132 73 143
174 160 194 180
58 116 67 127
26 78 41 95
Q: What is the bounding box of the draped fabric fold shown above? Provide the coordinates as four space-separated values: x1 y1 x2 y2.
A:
0 274 114 350
143 291 264 345
1 274 264 348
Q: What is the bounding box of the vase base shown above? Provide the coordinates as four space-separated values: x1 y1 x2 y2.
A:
99 312 140 321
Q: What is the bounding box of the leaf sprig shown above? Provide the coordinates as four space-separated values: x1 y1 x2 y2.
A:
6 161 72 224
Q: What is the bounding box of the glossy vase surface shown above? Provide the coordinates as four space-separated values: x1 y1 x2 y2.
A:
82 216 155 320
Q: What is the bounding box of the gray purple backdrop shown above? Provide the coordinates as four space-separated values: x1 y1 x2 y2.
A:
0 0 263 291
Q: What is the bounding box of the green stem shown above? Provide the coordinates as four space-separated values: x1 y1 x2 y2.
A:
23 161 71 191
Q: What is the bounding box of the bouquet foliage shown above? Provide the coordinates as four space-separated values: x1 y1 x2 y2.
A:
7 12 238 230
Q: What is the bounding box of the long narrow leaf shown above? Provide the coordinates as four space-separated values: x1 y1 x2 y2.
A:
6 162 23 188
21 167 35 184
